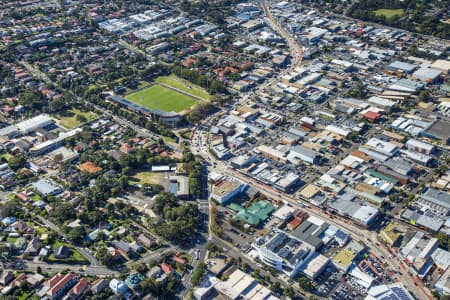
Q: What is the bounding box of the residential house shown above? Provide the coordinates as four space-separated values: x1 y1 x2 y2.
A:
24 236 41 256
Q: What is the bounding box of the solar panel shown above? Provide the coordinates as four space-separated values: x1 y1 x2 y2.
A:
392 286 410 300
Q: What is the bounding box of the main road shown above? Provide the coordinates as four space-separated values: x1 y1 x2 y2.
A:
262 1 303 68
191 129 432 299
23 261 118 276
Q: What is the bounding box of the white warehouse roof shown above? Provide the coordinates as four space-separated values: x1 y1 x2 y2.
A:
16 114 53 133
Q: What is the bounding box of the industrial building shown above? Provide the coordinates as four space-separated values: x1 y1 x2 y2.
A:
365 283 414 300
365 138 399 157
399 231 439 278
387 61 417 74
412 66 442 83
29 128 82 157
405 139 434 155
194 269 279 300
327 193 380 227
288 145 321 165
16 114 53 134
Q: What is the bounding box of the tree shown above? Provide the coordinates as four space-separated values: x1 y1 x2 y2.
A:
437 232 449 250
105 203 115 216
345 81 367 99
284 286 295 298
270 281 281 293
141 278 158 293
96 247 113 267
76 114 87 123
0 200 21 218
191 262 206 286
141 183 163 196
298 276 312 291
418 90 432 102
253 268 260 278
8 154 27 171
51 203 76 223
242 262 250 273
186 103 217 124
67 227 85 245
19 90 46 110
135 263 149 274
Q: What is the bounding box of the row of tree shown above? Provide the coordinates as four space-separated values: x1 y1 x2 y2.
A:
347 0 450 39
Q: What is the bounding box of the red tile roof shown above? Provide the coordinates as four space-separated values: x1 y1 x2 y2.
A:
48 273 75 296
173 256 186 265
364 111 381 121
47 273 64 287
287 217 302 230
73 278 89 295
160 263 173 274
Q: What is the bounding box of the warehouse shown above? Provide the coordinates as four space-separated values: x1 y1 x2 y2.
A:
430 59 450 74
387 61 417 74
325 125 351 137
257 145 288 162
16 114 53 134
327 193 379 228
388 78 424 93
406 139 434 155
412 66 442 83
365 138 399 157
367 96 396 110
0 125 19 139
288 145 321 165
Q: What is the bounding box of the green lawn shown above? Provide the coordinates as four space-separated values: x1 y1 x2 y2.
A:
6 237 18 243
0 153 12 162
155 74 211 100
18 292 30 300
56 108 99 129
125 85 198 113
181 131 192 139
48 241 86 264
130 171 164 185
374 8 405 19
